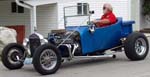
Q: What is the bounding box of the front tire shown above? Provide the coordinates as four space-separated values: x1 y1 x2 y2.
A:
124 32 149 61
33 44 61 75
1 43 25 70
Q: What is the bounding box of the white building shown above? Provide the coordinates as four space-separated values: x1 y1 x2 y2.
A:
0 0 147 37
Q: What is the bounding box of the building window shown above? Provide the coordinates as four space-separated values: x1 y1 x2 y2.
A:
77 3 89 15
11 2 24 13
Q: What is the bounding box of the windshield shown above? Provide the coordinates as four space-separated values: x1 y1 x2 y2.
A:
64 4 91 27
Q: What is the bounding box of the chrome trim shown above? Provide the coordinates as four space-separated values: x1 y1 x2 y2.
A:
73 54 115 59
34 32 48 45
72 43 79 55
59 43 80 60
41 39 48 45
60 43 116 61
135 38 147 56
8 49 22 64
40 49 57 70
23 38 29 47
23 33 48 56
34 32 44 39
61 44 72 58
89 25 95 33
23 38 31 56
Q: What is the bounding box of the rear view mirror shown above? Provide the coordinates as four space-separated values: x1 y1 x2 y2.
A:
89 10 94 14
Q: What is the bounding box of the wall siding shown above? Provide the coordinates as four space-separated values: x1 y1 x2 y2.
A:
131 0 140 31
0 0 30 37
58 0 130 29
0 0 132 37
0 1 58 37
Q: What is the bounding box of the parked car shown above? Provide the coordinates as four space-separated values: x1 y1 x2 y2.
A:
1 4 149 75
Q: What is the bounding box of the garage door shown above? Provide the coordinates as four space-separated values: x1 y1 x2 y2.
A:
37 4 58 37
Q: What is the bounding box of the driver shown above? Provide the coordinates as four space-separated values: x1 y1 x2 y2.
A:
92 3 117 27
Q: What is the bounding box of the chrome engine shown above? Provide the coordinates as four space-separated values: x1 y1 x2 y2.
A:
48 30 82 57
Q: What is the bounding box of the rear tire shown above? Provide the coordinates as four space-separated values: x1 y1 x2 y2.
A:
33 44 61 75
124 32 149 61
1 43 25 70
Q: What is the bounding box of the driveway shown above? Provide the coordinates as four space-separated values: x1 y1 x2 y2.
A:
0 38 150 77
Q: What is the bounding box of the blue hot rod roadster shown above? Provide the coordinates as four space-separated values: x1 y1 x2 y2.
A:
1 4 149 75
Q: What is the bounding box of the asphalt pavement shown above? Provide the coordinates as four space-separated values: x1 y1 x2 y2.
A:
0 38 150 77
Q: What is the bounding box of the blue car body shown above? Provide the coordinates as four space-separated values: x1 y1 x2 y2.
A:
66 18 135 55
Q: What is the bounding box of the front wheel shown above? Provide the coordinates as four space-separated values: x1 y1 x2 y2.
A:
33 44 61 75
1 43 25 70
124 32 149 61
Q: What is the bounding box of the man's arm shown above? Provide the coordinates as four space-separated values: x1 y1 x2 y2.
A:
98 19 110 24
93 19 111 27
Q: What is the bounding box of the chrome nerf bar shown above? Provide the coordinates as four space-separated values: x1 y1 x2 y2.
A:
73 54 116 59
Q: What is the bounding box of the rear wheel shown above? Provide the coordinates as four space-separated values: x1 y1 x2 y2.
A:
124 32 149 61
1 43 25 70
33 44 61 75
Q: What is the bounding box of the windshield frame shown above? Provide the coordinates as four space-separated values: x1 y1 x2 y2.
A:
63 4 91 28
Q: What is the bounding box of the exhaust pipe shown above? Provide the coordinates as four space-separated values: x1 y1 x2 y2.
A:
73 54 116 59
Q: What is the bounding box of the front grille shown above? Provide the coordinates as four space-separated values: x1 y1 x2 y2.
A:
29 34 41 57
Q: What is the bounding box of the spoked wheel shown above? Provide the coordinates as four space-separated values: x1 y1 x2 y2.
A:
2 43 25 70
33 44 61 75
40 49 57 70
124 32 149 61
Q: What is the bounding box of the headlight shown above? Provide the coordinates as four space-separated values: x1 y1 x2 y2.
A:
23 38 29 47
40 39 48 45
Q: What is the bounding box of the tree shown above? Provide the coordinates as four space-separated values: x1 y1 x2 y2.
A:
143 0 150 16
